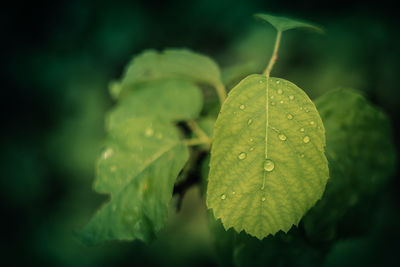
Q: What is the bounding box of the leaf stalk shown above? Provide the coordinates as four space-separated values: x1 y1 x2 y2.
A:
264 30 282 77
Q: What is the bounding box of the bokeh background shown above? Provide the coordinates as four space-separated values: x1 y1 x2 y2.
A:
2 0 399 266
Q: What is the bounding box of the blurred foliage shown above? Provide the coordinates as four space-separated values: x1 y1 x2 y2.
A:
2 0 399 266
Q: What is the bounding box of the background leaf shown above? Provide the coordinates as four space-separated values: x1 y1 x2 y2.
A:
207 74 329 239
106 79 203 129
80 117 189 244
302 89 396 241
254 13 324 33
114 49 223 99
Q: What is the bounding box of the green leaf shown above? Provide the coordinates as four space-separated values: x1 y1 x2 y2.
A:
303 89 396 240
254 13 323 33
207 74 329 239
209 217 322 267
106 79 203 130
80 117 189 244
115 49 222 98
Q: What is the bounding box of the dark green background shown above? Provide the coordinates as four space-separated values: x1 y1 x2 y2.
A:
2 0 399 266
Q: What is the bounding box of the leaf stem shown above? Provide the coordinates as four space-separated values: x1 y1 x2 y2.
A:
264 30 282 77
184 138 211 147
187 120 209 140
215 82 227 105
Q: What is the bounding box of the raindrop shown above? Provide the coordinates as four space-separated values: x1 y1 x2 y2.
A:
280 100 284 104
270 95 275 99
221 194 226 200
247 119 253 125
287 114 293 120
102 148 114 159
264 159 275 172
278 134 287 141
249 138 254 142
305 108 310 113
278 89 283 94
271 102 276 106
289 95 294 100
300 154 305 158
276 80 280 84
249 147 255 151
259 80 264 84
232 191 236 195
239 104 245 110
303 136 310 143
238 152 247 160
262 197 266 202
300 128 305 133
310 121 315 125
145 127 154 137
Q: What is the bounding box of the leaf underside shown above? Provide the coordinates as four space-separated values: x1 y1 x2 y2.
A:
254 13 324 33
207 74 329 239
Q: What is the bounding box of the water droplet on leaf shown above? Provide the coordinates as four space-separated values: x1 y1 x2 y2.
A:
262 197 266 202
239 104 245 110
278 134 287 141
221 194 226 200
145 127 154 137
303 136 310 143
264 159 275 172
238 152 247 160
287 114 293 120
289 95 294 100
247 119 253 125
278 89 283 94
102 148 114 159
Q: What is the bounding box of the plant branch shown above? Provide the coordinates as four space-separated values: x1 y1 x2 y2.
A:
264 30 282 77
187 120 209 141
184 138 211 147
215 82 227 105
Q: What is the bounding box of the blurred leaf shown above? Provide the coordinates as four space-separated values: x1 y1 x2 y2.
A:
222 61 263 89
254 13 323 33
114 49 223 99
303 89 396 241
106 79 203 130
80 117 189 244
207 75 328 239
209 218 323 267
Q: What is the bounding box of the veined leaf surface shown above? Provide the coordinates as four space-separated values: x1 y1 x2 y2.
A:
254 13 323 33
207 74 329 239
113 49 222 98
80 117 188 244
106 79 203 130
